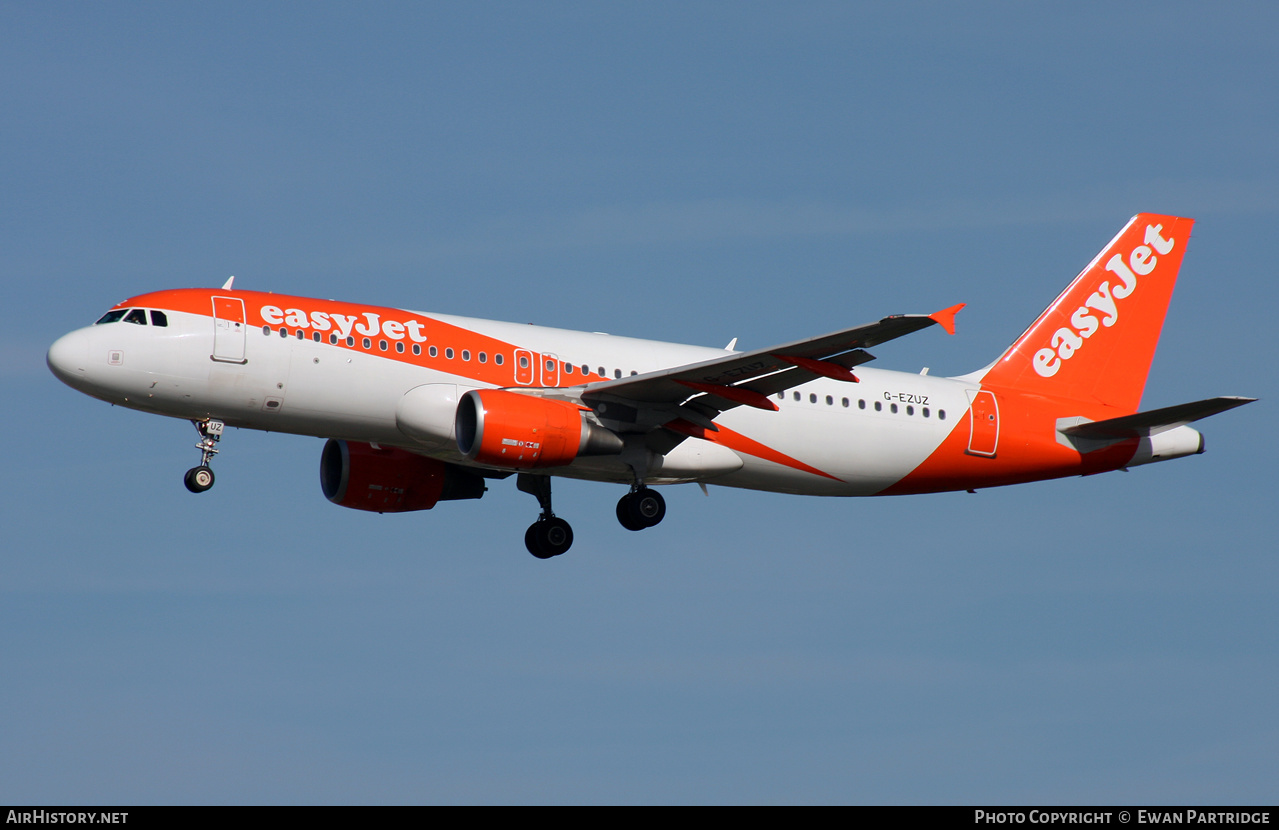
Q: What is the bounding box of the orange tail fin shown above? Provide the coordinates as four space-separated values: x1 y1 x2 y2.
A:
979 213 1194 413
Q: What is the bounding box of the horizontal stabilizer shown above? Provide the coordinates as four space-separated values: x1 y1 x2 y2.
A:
1059 396 1255 440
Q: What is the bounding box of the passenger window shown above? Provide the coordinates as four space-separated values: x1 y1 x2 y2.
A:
495 353 504 365
564 363 572 374
312 332 321 343
263 325 271 335
297 330 305 340
149 310 168 327
479 352 487 363
346 336 354 346
379 340 388 351
614 369 622 379
519 355 529 368
95 310 127 325
826 395 833 405
396 342 405 353
446 348 455 359
279 327 288 337
906 405 914 416
412 344 421 355
793 392 800 401
842 398 849 408
809 394 817 404
463 350 471 361
891 403 898 414
330 334 338 345
124 309 147 325
874 401 882 411
362 338 371 349
581 364 589 375
939 410 946 420
598 367 606 376
923 408 930 418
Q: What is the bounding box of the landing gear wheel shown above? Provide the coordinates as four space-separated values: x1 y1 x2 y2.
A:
525 525 552 559
525 517 574 559
616 496 644 526
184 465 215 493
633 489 666 527
617 489 666 530
616 495 645 531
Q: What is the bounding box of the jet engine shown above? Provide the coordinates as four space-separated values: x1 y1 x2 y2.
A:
320 439 485 513
455 389 623 469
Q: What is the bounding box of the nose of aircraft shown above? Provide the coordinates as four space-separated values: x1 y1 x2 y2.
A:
47 328 90 388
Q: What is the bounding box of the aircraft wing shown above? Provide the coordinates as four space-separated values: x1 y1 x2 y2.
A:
575 304 964 429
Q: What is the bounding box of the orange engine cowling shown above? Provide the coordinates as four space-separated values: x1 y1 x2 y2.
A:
320 439 485 513
455 389 623 469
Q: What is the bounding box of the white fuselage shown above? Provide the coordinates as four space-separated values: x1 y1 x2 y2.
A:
49 302 971 496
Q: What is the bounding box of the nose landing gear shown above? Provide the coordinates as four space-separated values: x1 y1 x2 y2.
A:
184 419 224 493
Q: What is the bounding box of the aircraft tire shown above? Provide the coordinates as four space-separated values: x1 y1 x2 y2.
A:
526 518 572 558
184 465 215 493
616 494 646 531
633 489 666 527
525 525 548 558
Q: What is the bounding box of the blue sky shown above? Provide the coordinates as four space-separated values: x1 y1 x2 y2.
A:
3 2 1276 804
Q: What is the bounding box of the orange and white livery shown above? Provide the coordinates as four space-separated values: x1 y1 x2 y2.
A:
47 214 1252 558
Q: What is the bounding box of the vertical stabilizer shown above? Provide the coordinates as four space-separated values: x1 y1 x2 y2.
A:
979 213 1193 413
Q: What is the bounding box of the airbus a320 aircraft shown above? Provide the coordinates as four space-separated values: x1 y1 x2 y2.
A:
48 214 1252 558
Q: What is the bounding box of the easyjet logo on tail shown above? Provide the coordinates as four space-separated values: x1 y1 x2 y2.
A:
1032 223 1176 378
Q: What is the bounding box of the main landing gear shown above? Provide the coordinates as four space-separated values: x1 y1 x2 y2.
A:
517 473 574 559
616 486 666 531
515 474 668 559
184 418 224 493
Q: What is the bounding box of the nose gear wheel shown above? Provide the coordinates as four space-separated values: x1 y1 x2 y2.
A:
184 465 215 493
184 418 224 493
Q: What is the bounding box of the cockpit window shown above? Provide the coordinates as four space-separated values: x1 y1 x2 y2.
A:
149 310 168 327
123 309 148 325
95 310 127 325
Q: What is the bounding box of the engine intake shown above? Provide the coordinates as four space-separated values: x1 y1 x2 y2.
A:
455 389 623 469
320 439 485 513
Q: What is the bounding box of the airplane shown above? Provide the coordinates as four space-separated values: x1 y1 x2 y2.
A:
47 213 1253 559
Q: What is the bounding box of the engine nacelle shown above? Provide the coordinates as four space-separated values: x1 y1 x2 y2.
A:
320 439 485 513
455 389 623 469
